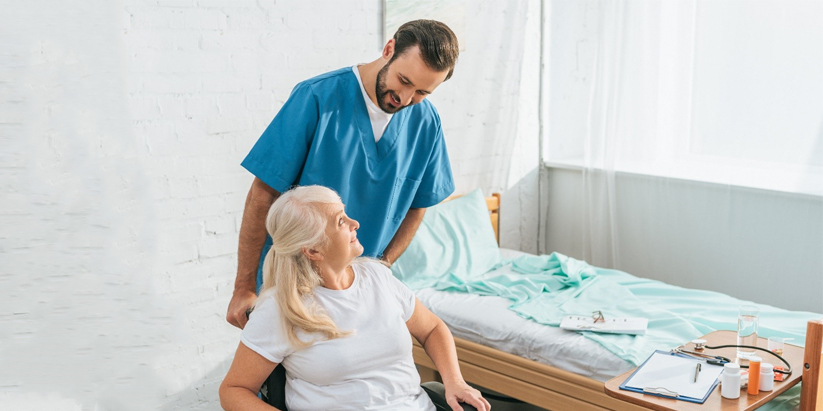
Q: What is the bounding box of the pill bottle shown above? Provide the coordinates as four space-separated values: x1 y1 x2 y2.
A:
747 356 762 395
759 363 774 392
721 362 741 399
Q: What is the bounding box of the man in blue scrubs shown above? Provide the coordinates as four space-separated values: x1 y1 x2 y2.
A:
227 20 459 328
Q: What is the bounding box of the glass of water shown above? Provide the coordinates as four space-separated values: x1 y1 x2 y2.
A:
737 305 760 360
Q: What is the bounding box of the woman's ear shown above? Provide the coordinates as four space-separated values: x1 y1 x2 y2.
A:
302 246 323 261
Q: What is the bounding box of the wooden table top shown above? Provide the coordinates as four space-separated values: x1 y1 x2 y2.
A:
604 331 804 411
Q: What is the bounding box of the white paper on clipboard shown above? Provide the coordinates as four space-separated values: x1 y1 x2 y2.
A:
559 315 648 335
622 351 724 400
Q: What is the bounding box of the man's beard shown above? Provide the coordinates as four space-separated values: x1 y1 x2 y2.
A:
375 63 406 114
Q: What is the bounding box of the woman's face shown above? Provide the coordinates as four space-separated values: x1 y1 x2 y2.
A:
320 201 363 266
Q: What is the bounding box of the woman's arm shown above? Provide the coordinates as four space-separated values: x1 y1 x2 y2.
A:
219 342 280 411
406 299 490 411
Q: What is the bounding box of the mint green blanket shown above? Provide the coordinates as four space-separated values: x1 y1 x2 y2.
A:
424 252 820 368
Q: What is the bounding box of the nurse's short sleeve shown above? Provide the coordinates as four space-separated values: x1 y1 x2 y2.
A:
411 124 455 209
240 296 293 364
241 82 319 193
370 261 416 321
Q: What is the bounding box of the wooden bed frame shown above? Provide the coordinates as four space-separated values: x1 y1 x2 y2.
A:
413 193 823 411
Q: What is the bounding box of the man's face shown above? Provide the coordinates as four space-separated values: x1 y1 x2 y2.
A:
375 46 450 114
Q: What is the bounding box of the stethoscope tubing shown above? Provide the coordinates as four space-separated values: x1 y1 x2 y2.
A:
674 344 793 375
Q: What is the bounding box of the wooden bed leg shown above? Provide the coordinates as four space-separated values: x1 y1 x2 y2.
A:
417 365 441 383
800 319 823 411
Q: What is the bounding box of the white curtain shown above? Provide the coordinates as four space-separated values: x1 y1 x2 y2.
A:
544 0 823 268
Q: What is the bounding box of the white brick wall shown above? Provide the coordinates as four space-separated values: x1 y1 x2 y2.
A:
1 0 539 409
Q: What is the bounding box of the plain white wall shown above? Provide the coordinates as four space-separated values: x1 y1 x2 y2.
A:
542 168 823 313
1 0 539 409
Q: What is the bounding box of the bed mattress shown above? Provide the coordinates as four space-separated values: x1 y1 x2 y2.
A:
414 248 634 382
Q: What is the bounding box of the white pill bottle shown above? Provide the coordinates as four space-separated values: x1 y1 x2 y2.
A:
721 363 741 399
759 363 774 392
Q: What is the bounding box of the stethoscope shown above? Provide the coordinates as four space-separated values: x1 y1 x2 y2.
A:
672 339 793 376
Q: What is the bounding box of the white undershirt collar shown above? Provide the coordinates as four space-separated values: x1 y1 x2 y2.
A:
352 65 393 143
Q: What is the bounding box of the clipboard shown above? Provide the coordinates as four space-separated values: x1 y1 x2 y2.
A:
619 350 724 404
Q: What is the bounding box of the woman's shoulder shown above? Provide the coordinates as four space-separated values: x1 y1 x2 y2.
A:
352 258 412 293
353 257 390 272
241 290 295 362
352 257 394 281
249 291 281 319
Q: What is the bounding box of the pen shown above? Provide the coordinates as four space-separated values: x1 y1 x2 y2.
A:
693 363 702 383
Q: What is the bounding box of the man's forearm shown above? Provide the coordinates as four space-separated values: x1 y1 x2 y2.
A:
235 179 279 292
227 179 279 328
381 207 425 265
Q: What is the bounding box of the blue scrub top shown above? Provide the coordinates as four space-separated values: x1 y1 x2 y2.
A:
242 67 454 290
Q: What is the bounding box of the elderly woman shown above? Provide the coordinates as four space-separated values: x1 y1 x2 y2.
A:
219 185 489 411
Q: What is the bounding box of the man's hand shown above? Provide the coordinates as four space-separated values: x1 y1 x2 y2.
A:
444 380 490 411
226 289 258 329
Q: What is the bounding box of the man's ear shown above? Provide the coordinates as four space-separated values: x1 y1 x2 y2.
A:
302 247 323 262
382 38 395 60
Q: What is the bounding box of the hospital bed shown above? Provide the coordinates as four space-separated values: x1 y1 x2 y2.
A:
405 193 823 411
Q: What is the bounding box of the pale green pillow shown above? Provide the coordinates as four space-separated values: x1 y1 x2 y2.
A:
391 188 501 289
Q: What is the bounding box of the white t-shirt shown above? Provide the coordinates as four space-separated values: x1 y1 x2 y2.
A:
352 65 393 143
241 260 435 411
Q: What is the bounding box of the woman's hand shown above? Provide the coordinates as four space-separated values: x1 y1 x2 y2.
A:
444 380 491 411
406 300 490 410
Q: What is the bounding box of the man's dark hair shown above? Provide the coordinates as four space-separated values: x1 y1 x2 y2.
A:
392 20 459 81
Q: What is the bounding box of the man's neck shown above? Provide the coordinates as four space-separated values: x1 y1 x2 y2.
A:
357 58 387 107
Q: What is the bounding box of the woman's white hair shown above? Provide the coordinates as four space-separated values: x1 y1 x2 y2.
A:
260 185 352 348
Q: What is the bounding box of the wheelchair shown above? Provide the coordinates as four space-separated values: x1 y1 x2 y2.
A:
261 364 478 411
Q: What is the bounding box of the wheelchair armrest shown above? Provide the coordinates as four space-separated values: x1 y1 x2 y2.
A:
421 381 479 411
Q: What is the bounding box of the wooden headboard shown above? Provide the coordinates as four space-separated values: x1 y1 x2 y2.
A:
443 192 501 245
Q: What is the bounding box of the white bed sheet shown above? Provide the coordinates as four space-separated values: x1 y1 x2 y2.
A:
414 248 634 382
